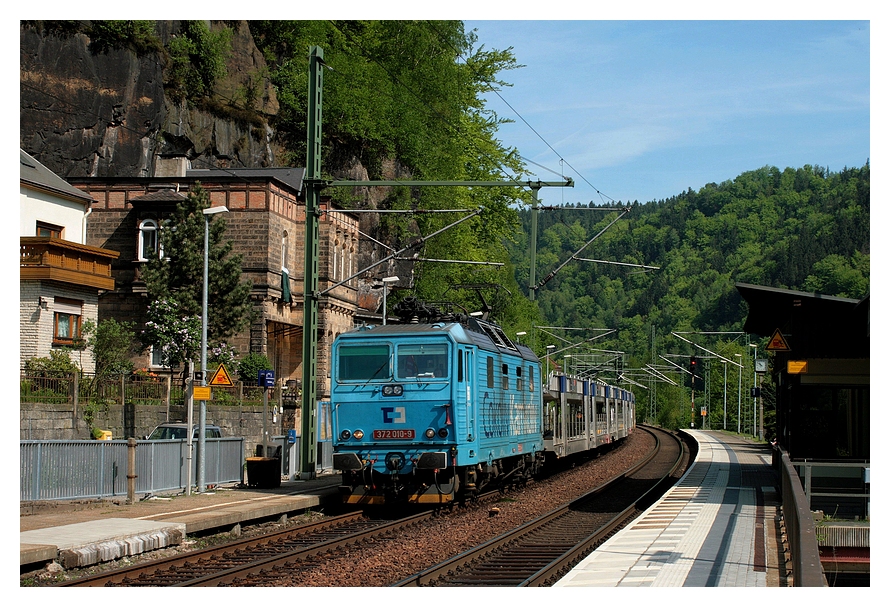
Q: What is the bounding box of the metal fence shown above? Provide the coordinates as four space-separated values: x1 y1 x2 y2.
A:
20 438 244 501
20 371 272 408
793 460 870 521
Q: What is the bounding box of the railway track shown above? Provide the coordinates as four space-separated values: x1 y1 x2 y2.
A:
56 427 680 587
56 511 432 587
393 425 686 587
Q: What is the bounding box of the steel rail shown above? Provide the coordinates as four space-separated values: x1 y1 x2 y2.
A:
56 511 422 587
522 428 686 586
392 426 684 587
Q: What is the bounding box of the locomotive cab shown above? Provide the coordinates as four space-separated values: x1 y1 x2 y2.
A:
331 317 544 506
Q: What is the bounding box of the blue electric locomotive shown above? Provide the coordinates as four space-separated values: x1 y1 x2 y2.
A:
331 316 544 505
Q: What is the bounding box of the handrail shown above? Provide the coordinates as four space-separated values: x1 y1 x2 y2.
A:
777 448 828 586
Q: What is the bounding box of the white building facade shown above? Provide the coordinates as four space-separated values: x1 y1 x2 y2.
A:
19 150 119 373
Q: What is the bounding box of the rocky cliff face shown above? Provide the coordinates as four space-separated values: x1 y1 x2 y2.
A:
20 21 281 178
20 20 416 306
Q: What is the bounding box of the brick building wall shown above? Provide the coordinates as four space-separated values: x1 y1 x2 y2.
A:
69 173 361 399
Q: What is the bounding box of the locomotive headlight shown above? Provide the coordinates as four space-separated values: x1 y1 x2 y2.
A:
339 429 351 440
353 429 364 440
438 428 449 438
424 428 436 439
382 384 403 396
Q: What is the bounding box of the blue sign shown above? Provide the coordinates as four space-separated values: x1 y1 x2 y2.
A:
258 369 275 388
287 429 297 444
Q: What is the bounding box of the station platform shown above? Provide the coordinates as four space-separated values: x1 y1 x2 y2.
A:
20 473 344 570
555 430 788 587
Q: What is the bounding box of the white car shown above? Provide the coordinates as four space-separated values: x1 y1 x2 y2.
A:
145 423 222 440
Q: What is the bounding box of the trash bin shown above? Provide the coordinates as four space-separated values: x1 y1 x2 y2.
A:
245 457 281 488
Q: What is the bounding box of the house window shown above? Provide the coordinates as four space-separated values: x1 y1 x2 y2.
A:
348 242 355 285
340 242 346 280
150 346 165 368
138 219 160 261
281 230 290 273
53 298 82 345
37 222 63 239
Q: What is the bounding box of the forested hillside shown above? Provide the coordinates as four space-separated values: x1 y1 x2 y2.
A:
507 163 868 429
509 163 869 355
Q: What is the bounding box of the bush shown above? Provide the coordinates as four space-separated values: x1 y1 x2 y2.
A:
237 353 273 386
23 349 79 376
87 20 163 56
165 21 232 102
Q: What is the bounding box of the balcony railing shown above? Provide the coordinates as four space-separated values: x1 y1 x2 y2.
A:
20 237 119 290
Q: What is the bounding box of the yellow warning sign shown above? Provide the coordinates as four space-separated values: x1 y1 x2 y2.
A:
193 386 212 400
766 328 790 351
209 363 234 386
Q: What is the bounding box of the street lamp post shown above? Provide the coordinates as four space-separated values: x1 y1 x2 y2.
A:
723 361 727 430
200 205 228 492
750 343 758 439
545 345 555 379
735 353 742 434
381 276 399 325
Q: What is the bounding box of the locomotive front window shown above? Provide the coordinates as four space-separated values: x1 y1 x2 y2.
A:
397 344 448 379
338 344 391 381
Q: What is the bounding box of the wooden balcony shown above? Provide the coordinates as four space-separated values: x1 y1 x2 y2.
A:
20 237 120 290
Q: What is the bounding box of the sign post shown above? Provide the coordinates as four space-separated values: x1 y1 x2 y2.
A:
258 370 275 457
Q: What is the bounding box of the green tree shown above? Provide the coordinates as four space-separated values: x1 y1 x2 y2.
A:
141 184 254 362
141 299 202 369
81 319 136 379
803 252 869 298
250 20 532 320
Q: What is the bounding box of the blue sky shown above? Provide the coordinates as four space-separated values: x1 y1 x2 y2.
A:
463 20 870 206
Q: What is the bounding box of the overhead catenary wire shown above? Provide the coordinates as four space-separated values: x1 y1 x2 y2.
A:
425 21 622 206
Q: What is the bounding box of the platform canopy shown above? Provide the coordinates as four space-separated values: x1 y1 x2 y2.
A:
735 283 868 359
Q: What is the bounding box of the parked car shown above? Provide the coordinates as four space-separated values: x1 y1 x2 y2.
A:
144 423 222 440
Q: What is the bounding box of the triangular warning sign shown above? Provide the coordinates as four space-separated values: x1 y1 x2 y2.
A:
209 363 234 386
766 329 790 351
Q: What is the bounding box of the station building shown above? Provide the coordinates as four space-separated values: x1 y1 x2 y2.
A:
68 166 362 398
737 282 869 584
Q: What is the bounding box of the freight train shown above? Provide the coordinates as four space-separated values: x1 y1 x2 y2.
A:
330 302 635 506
